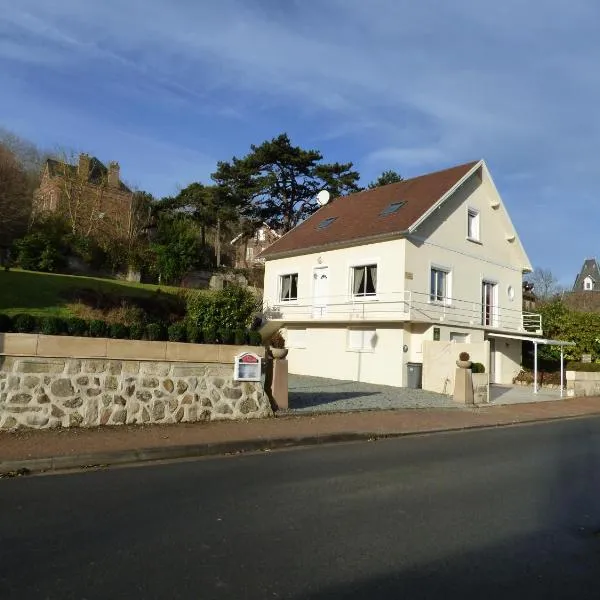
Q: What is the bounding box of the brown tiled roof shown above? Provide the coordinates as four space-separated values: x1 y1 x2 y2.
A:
261 160 480 258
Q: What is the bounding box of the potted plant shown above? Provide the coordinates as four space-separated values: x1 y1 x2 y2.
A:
269 330 288 359
456 351 472 369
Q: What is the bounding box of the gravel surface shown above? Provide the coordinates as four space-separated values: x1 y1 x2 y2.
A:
288 374 462 412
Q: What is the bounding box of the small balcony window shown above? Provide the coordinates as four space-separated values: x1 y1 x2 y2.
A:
352 265 377 297
279 273 298 302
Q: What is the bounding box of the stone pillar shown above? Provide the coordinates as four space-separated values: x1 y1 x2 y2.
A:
454 362 474 405
271 359 289 410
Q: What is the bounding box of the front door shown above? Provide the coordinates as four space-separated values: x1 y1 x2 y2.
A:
312 266 329 317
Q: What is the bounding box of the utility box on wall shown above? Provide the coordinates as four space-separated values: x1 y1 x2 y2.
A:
234 352 262 382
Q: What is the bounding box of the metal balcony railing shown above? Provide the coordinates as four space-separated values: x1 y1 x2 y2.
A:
263 290 543 334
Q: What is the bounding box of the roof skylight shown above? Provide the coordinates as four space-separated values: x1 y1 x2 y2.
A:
317 217 337 230
380 201 406 216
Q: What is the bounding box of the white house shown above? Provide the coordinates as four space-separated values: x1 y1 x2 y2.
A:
259 160 542 388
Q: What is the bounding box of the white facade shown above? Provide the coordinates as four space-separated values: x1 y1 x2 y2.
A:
262 161 540 388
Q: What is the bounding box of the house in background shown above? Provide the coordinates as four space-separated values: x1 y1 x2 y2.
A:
34 153 141 242
260 160 542 389
230 223 281 269
572 259 600 292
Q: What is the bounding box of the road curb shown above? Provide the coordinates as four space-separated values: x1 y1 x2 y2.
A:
2 412 600 476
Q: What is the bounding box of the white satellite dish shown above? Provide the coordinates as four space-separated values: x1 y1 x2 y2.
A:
316 190 330 206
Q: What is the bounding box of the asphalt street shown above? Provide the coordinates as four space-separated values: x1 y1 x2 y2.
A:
3 416 600 599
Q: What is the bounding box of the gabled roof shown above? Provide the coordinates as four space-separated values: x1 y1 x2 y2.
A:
573 258 600 291
46 157 131 193
230 222 282 245
261 160 480 259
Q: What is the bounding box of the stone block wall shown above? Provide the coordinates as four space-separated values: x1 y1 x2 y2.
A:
0 356 272 430
566 371 600 397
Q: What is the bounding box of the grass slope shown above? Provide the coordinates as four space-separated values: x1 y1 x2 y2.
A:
0 269 183 317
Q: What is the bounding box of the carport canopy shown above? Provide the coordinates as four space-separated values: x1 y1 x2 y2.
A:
487 333 576 396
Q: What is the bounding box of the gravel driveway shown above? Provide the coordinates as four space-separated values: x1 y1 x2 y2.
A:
288 374 461 413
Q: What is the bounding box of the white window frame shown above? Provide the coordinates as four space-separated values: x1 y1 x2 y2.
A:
450 332 470 343
258 228 266 241
429 265 452 305
481 279 499 327
349 262 379 300
346 328 376 352
279 273 299 303
467 208 480 242
246 246 254 260
584 276 593 291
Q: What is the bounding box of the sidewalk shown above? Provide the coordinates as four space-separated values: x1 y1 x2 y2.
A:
2 396 600 474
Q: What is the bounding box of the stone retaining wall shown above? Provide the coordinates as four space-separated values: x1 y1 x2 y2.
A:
0 354 272 430
566 370 600 397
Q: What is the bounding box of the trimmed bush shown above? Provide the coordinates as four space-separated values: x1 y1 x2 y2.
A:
167 321 187 343
565 361 600 372
471 362 485 374
459 351 470 361
39 316 66 336
129 322 145 340
89 319 108 338
234 329 248 345
109 323 130 339
186 323 202 344
0 313 11 332
218 329 235 345
146 322 166 342
202 327 218 344
66 317 89 337
248 330 263 346
12 313 38 334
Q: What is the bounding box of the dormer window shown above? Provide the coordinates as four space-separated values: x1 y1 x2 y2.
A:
317 217 337 230
584 276 593 291
380 201 406 216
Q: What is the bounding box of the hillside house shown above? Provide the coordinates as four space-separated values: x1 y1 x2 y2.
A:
230 223 281 269
260 160 543 388
34 153 144 242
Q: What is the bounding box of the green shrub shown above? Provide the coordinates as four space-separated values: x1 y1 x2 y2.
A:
202 327 218 344
565 361 600 372
167 321 187 343
248 331 263 346
65 317 89 337
39 316 66 336
218 329 235 345
471 362 485 374
146 322 166 341
234 329 248 345
0 313 11 332
186 323 202 344
108 323 130 340
13 232 66 273
89 319 108 338
12 313 38 333
129 322 145 340
186 286 259 332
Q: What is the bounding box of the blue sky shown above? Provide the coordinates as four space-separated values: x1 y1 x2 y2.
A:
1 0 598 285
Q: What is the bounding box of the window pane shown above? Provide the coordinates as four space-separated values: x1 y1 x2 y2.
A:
290 274 298 300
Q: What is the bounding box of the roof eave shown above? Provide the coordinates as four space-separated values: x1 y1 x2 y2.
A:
407 160 483 234
261 230 408 261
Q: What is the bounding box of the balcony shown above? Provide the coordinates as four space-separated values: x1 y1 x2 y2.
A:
263 290 543 334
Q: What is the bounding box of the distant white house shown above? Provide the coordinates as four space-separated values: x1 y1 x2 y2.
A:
260 160 542 388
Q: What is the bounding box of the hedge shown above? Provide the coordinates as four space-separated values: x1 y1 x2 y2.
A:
0 312 262 346
565 361 600 372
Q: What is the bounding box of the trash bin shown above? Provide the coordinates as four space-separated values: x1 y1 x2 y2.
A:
406 362 423 389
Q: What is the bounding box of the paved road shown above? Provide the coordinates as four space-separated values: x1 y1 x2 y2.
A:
3 417 600 599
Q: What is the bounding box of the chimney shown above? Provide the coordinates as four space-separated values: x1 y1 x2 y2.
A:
78 153 90 180
108 161 120 188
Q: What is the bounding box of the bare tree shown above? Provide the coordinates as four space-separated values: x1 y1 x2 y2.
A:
0 143 31 247
43 150 108 238
524 267 564 301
